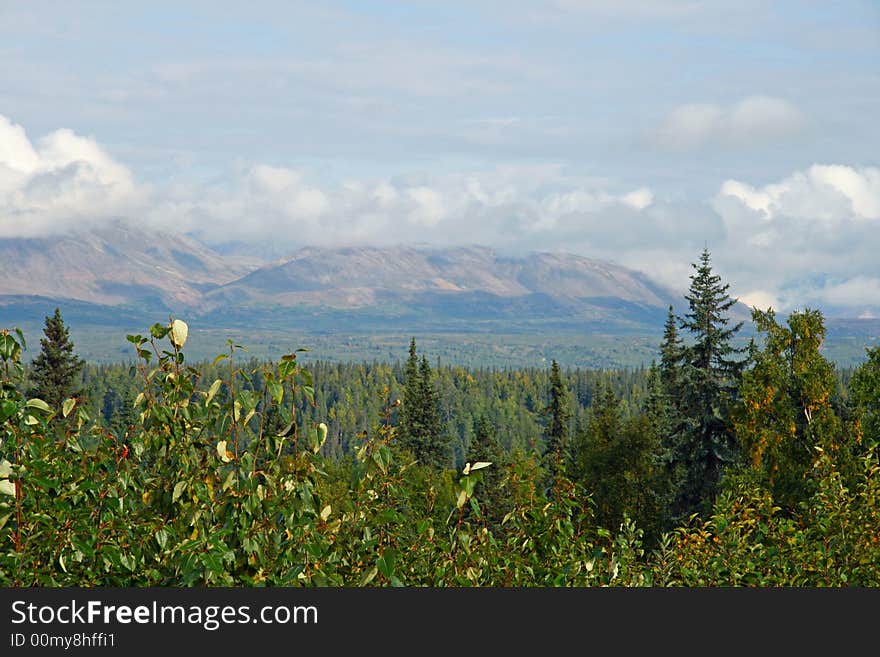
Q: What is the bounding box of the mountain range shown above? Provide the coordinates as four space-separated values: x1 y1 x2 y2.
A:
0 225 687 333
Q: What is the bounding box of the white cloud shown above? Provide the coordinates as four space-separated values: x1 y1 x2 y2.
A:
0 115 143 238
714 164 880 312
818 277 880 309
738 289 779 312
718 164 880 223
622 187 654 210
651 96 805 151
152 162 660 253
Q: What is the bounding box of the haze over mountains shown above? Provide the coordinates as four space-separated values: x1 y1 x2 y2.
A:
0 224 686 332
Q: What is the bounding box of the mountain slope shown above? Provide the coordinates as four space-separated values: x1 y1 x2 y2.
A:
0 223 263 309
0 231 691 331
204 245 677 316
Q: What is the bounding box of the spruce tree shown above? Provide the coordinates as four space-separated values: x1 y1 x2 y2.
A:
399 338 421 440
543 359 571 482
660 305 683 391
673 248 744 517
398 338 450 469
29 308 84 411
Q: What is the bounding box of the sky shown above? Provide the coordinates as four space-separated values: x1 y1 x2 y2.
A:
0 1 878 315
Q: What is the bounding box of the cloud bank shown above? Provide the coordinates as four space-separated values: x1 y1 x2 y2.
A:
1 115 878 315
0 115 145 238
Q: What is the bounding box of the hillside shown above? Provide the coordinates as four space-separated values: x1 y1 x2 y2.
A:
201 245 680 329
0 230 685 331
0 222 263 310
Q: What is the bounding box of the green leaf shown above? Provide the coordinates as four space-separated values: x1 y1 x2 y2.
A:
149 323 169 339
0 512 11 531
205 379 223 405
62 398 76 418
26 398 52 413
359 566 378 586
267 379 283 404
0 400 16 423
13 327 27 352
320 504 331 521
222 470 237 491
0 479 16 496
0 332 18 360
310 422 328 454
0 459 11 478
172 480 187 503
456 489 468 509
202 551 224 575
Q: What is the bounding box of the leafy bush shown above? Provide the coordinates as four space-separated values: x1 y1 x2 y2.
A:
2 322 878 586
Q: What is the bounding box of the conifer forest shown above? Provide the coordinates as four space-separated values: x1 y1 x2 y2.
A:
2 250 879 587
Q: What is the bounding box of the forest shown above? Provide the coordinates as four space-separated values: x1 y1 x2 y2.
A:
1 250 879 586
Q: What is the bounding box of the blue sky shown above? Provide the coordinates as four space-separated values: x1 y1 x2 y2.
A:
1 1 879 314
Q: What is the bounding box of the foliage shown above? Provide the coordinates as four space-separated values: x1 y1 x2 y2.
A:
850 346 880 447
2 305 879 586
733 308 861 511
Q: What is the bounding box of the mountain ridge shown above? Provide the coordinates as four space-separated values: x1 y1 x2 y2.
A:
0 228 748 333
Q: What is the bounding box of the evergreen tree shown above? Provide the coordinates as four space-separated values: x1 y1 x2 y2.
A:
543 359 571 482
29 308 84 411
399 338 421 440
673 249 745 518
642 363 679 532
660 305 683 391
398 338 450 468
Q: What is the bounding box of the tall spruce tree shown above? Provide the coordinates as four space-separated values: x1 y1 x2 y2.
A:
29 308 84 411
660 305 683 391
673 248 745 518
543 359 571 482
400 337 420 437
399 338 450 469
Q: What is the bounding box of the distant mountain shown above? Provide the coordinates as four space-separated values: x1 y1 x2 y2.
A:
0 222 263 311
201 245 680 329
0 229 712 332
